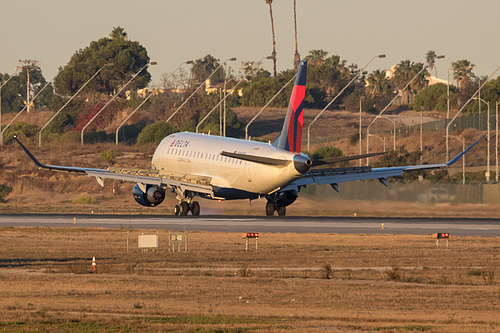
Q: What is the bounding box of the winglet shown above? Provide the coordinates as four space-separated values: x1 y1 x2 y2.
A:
14 135 43 167
447 135 485 166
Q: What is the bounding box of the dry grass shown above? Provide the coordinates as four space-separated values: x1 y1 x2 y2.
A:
0 227 499 332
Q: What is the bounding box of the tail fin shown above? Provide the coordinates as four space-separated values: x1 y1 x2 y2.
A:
273 60 307 153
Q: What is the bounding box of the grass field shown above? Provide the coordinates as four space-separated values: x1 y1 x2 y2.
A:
0 226 498 332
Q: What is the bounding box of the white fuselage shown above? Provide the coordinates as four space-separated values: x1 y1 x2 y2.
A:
151 132 304 198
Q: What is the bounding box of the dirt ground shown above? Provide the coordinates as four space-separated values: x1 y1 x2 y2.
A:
1 108 500 331
0 227 498 332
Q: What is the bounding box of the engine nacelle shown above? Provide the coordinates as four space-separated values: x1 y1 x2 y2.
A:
133 184 165 207
276 190 298 207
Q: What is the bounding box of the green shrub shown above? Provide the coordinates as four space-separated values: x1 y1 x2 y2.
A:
58 131 80 143
72 196 95 204
3 122 39 144
84 130 111 144
136 121 176 146
100 149 116 163
467 269 482 276
0 184 13 202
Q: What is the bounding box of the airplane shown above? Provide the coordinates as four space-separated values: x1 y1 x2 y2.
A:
15 60 484 216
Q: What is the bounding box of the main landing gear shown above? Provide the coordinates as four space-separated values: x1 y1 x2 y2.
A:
174 201 200 216
266 202 286 216
171 187 200 216
265 190 298 216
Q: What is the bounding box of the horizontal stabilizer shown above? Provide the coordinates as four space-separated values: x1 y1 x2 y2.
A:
220 151 290 166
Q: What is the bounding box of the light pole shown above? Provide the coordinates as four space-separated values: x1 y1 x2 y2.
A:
446 66 451 161
446 64 500 162
2 81 52 139
116 90 152 145
367 56 444 165
369 133 386 152
196 80 243 134
359 98 362 166
496 101 499 182
448 135 466 184
116 61 193 145
474 97 490 183
223 57 237 137
307 54 386 152
379 115 396 151
245 73 296 140
0 71 18 146
166 57 234 125
39 63 114 147
16 60 40 114
162 60 194 90
81 61 157 145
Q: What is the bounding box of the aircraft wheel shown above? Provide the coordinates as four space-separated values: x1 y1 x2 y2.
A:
174 205 180 216
277 206 286 216
180 202 190 216
191 201 200 216
265 202 275 216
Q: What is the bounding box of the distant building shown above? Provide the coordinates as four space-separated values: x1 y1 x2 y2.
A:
205 79 243 97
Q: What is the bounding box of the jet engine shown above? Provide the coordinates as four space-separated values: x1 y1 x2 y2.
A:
133 184 165 207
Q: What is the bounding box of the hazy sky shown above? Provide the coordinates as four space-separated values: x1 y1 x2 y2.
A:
2 0 500 85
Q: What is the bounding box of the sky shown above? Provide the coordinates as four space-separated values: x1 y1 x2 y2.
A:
2 0 500 86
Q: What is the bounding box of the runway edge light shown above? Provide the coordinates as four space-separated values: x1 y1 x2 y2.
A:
242 233 259 238
432 233 450 239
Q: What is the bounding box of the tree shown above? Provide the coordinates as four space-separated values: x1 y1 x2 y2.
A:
413 83 456 112
110 26 128 40
240 61 271 81
451 59 475 91
392 60 429 105
366 69 391 102
54 27 151 96
190 55 223 87
0 70 53 113
425 50 437 77
304 49 329 66
265 0 277 77
466 76 500 113
306 52 350 105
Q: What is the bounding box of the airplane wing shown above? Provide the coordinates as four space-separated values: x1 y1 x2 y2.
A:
14 136 213 196
281 135 485 192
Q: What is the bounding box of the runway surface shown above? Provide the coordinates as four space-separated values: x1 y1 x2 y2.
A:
1 214 500 237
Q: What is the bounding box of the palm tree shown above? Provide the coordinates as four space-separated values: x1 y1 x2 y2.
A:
426 50 437 77
304 49 328 66
451 59 475 91
392 60 429 105
367 69 390 100
293 0 300 71
266 0 277 77
110 26 128 40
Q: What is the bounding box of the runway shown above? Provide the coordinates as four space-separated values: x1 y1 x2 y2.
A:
1 214 500 237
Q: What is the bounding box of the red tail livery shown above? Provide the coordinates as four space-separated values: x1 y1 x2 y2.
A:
274 60 307 153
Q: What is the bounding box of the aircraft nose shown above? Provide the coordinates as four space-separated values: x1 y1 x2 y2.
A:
293 154 312 174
